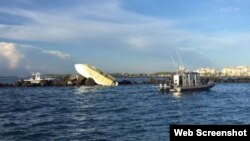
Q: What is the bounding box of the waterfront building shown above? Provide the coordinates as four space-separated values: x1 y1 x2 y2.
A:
195 66 250 77
221 66 250 77
195 68 217 77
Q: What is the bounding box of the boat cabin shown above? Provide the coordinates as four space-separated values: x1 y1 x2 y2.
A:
173 72 200 87
31 72 43 80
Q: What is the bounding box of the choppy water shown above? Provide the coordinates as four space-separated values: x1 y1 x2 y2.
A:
0 83 250 140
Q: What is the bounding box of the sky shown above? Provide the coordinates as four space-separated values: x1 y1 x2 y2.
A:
1 0 250 76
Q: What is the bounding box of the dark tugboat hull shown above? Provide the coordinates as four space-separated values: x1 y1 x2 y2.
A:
172 82 215 92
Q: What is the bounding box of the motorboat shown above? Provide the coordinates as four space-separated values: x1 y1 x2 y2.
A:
159 67 215 92
75 64 118 86
24 72 54 84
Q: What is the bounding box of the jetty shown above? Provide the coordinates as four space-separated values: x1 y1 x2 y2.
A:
1 73 250 88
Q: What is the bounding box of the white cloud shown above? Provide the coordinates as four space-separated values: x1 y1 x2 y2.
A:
220 7 240 12
0 1 176 43
0 42 24 69
0 1 250 72
126 37 152 49
42 50 71 59
13 44 71 59
0 42 74 75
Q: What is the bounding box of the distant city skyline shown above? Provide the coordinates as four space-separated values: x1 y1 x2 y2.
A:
196 66 250 77
1 0 250 76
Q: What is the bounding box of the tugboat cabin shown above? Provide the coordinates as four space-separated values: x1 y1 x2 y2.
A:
173 72 200 87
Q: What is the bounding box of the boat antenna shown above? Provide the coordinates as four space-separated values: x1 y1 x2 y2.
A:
168 52 178 69
175 49 185 69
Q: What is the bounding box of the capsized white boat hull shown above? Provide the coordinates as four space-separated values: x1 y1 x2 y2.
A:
75 64 92 78
75 64 118 86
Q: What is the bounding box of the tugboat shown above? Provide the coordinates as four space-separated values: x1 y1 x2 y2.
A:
159 66 215 92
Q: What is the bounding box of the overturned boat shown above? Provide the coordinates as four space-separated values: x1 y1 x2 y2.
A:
75 64 118 86
159 67 215 92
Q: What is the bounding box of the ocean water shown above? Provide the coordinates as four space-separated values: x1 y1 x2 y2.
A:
0 76 18 84
0 83 250 140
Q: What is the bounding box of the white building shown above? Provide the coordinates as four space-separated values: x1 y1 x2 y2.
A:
221 66 250 77
195 68 217 76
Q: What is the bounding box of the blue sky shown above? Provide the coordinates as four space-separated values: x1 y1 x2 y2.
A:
0 0 250 76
